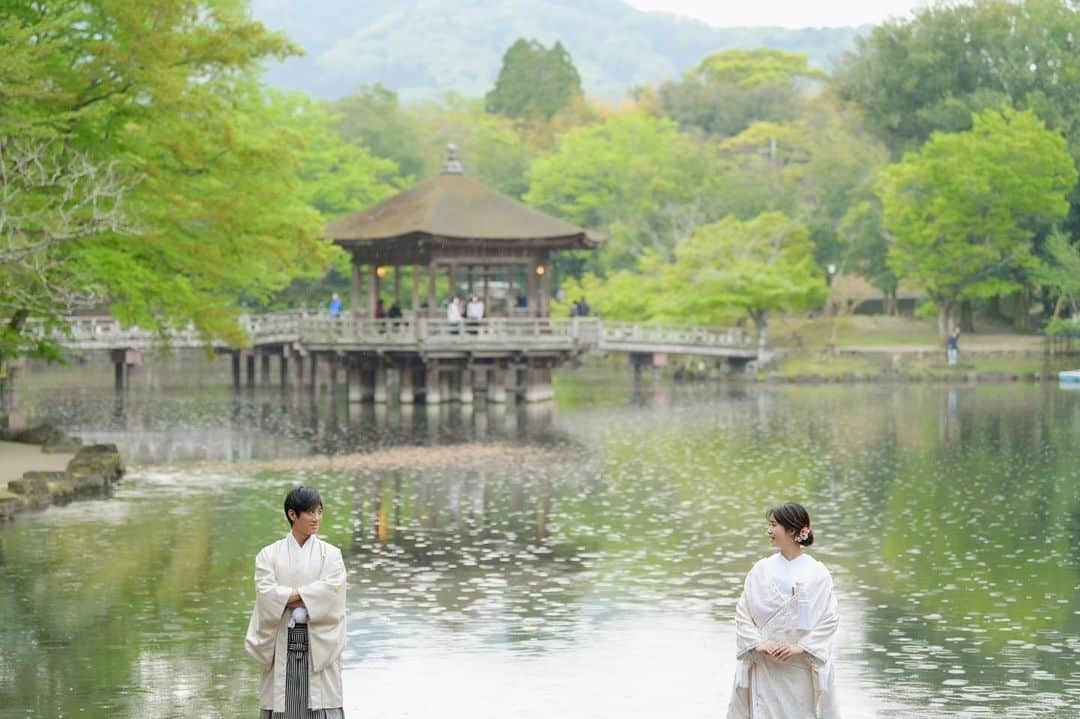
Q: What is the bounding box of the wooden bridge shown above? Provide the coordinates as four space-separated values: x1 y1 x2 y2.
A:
46 312 759 402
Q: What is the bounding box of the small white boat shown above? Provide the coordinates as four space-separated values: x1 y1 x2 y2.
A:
1061 370 1080 387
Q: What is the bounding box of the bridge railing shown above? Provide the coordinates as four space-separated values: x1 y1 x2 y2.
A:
255 314 599 345
598 321 752 348
41 312 754 353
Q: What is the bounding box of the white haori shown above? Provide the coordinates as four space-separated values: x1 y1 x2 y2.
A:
245 534 347 713
727 552 840 719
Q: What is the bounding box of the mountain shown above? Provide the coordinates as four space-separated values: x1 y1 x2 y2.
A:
250 0 862 101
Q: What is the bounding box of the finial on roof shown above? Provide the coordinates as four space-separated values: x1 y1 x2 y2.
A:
441 143 464 174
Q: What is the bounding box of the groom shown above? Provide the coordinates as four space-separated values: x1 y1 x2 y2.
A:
245 486 347 718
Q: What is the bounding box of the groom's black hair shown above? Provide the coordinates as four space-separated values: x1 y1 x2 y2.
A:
284 486 323 525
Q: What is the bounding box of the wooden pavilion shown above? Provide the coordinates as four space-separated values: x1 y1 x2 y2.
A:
326 145 602 320
312 146 603 404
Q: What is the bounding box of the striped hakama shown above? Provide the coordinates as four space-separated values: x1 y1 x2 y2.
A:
259 625 345 719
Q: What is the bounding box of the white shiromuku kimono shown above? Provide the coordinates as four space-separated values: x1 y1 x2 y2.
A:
727 552 840 719
245 534 347 714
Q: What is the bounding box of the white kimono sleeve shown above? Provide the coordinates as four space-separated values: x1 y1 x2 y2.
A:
796 571 838 665
299 545 347 673
734 591 767 660
244 545 292 670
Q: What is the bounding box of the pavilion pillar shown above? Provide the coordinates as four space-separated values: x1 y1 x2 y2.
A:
411 265 420 316
393 266 401 307
328 354 339 393
425 360 441 404
527 258 538 317
347 359 362 403
506 265 515 317
447 264 456 300
369 264 380 318
440 368 453 403
351 258 362 320
525 359 554 402
373 359 388 404
293 354 304 391
460 366 474 404
309 353 319 391
260 352 271 387
539 253 551 318
399 361 414 404
246 352 256 388
482 266 490 312
466 266 474 295
279 353 288 388
488 366 507 404
232 352 241 389
428 260 438 316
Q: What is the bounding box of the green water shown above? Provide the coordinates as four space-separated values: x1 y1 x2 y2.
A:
0 378 1078 718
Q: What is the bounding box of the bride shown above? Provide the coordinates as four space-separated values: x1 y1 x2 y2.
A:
727 502 840 718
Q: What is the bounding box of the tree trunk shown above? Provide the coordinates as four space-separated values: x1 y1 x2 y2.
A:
959 301 975 333
937 300 953 343
1013 288 1030 331
884 289 897 316
753 311 768 351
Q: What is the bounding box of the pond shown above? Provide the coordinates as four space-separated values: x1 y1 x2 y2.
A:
1 370 1078 718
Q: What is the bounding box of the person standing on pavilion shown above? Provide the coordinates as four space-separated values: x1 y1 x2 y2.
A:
447 295 463 333
465 294 484 334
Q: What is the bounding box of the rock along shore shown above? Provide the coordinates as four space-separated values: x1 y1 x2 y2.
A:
0 425 125 521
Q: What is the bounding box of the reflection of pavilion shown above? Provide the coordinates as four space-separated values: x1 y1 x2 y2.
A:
253 147 603 406
347 466 587 624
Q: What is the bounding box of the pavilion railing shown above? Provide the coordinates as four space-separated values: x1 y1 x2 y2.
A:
36 312 757 354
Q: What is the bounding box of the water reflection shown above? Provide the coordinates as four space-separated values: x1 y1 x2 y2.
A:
6 386 564 464
0 377 1078 717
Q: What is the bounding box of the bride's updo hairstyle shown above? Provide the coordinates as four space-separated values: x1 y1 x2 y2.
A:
768 502 814 547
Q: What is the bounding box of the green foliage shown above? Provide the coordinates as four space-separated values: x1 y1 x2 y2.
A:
485 39 583 122
333 88 536 198
525 111 723 271
658 212 828 334
697 48 827 88
877 108 1077 335
1 0 334 352
1030 230 1080 317
289 95 402 220
833 0 1080 240
658 49 823 140
834 0 1080 152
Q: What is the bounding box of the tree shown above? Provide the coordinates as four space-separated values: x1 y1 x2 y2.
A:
658 49 825 140
833 0 1080 234
332 84 428 180
525 111 723 273
1 0 332 354
0 138 131 361
877 108 1077 339
1030 230 1080 319
485 39 583 122
657 212 827 347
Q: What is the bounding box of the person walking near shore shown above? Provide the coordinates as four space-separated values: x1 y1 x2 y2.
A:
946 328 960 365
727 502 840 718
245 486 347 719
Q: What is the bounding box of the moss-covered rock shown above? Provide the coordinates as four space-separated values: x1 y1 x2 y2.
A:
13 424 67 446
67 444 124 494
42 436 83 454
0 491 27 520
8 471 61 508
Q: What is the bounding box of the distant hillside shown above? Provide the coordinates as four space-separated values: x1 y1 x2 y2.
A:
251 0 862 101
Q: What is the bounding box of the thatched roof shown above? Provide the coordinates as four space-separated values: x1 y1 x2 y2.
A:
326 152 602 251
